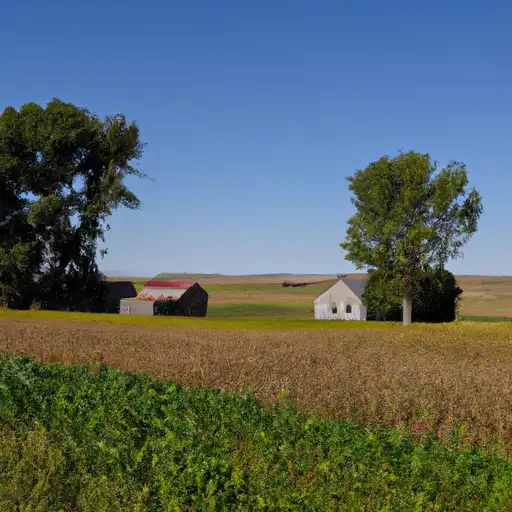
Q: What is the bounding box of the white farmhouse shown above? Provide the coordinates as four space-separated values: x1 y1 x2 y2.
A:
314 277 367 321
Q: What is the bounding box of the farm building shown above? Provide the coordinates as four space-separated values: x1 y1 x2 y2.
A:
314 277 367 321
119 280 209 317
104 281 138 313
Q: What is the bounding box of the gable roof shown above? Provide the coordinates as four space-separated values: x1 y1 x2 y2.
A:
143 281 195 289
314 276 367 303
341 277 366 299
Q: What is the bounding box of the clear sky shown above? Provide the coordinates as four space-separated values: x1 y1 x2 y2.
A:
2 0 511 276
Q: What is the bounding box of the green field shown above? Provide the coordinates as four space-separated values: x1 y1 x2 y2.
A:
460 315 512 322
3 354 512 511
0 306 394 330
207 302 309 318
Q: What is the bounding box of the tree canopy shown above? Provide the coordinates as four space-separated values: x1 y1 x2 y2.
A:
0 99 145 310
340 151 482 325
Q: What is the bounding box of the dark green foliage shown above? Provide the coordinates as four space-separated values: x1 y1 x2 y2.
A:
0 99 145 311
154 284 209 317
2 355 512 510
153 298 178 315
415 268 463 322
365 268 463 322
340 151 482 324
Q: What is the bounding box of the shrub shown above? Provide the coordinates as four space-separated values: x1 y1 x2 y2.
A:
364 268 462 322
153 298 178 315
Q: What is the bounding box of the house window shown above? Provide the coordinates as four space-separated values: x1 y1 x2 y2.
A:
345 304 352 314
331 303 337 314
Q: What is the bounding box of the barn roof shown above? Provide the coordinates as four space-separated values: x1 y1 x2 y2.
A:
143 281 195 289
105 281 137 298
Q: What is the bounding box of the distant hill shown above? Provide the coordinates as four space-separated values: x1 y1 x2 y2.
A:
102 270 151 278
103 270 346 280
144 272 362 285
153 273 226 281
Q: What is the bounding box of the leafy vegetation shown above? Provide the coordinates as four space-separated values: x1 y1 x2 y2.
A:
3 354 512 510
364 268 463 322
341 151 482 325
0 99 145 311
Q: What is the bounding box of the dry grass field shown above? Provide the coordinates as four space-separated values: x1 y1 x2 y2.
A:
456 275 512 317
3 316 512 453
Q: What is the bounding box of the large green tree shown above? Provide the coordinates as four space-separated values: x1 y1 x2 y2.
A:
0 99 145 309
340 151 482 325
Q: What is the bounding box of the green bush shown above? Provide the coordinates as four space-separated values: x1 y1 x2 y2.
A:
2 354 512 510
365 268 463 322
153 298 177 316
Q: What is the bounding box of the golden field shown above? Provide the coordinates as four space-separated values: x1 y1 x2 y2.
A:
2 316 512 453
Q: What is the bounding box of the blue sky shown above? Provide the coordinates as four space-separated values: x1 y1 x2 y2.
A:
2 0 511 276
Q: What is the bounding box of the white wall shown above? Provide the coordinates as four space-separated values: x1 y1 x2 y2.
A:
313 281 366 321
119 299 155 315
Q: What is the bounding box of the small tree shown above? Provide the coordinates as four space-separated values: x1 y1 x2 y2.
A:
340 151 482 325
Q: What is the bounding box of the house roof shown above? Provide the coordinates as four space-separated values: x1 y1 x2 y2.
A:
143 281 195 289
341 277 366 299
314 276 367 302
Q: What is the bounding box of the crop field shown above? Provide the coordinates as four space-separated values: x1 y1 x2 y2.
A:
3 274 512 508
3 315 512 453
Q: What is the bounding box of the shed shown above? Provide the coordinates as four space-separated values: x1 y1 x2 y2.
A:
313 277 367 320
104 281 138 313
119 280 209 317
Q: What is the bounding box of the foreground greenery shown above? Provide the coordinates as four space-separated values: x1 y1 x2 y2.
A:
2 356 512 510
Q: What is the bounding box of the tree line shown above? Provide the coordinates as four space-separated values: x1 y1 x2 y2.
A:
0 100 483 323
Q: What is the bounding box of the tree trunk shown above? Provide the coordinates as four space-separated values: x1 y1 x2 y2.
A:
402 289 413 326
